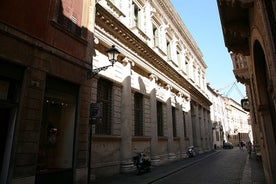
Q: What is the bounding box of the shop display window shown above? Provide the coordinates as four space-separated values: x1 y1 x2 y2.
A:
37 80 77 173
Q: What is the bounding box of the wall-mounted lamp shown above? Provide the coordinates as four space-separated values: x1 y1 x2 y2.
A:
87 45 120 79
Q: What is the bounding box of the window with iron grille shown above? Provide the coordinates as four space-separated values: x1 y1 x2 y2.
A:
172 106 177 137
183 111 187 137
134 92 143 136
157 101 164 136
96 78 112 135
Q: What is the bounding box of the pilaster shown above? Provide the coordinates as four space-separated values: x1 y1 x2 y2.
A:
166 85 176 160
120 57 134 173
149 74 160 166
176 95 186 157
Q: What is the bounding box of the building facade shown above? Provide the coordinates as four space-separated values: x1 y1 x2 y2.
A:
90 0 212 179
207 85 226 148
217 0 276 183
223 97 251 146
207 84 251 149
0 0 95 183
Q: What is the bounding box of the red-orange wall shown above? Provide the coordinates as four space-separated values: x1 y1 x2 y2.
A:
0 0 87 59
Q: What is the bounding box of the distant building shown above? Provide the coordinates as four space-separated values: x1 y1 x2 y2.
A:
207 84 225 148
207 84 251 149
223 97 252 146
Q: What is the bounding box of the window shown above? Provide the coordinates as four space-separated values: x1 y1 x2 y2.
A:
172 107 177 137
53 0 86 37
216 131 220 141
157 101 164 136
153 24 159 47
167 39 172 61
134 92 143 136
183 111 187 137
96 78 112 135
185 60 189 75
132 2 141 28
177 51 181 66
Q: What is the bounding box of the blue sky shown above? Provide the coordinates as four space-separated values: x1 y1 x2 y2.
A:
170 0 246 102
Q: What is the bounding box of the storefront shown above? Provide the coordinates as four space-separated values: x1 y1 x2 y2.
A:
35 76 79 184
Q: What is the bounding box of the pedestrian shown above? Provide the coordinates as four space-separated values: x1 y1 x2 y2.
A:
246 141 252 158
240 141 244 150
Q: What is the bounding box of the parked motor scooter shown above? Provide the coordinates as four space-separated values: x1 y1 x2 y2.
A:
133 152 151 174
186 146 194 158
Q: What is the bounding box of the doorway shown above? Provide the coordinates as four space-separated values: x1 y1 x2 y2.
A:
253 41 276 142
0 108 10 174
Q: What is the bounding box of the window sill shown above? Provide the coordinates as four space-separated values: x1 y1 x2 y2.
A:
158 136 168 141
92 135 121 141
132 136 151 141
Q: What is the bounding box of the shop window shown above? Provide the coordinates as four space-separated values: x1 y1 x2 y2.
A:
36 77 78 183
134 92 143 136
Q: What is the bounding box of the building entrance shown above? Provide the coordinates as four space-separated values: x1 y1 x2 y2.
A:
0 61 23 183
0 107 10 174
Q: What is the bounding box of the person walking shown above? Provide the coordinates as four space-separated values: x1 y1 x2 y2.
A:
240 141 244 150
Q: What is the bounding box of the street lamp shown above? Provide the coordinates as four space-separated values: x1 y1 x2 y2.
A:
87 45 120 79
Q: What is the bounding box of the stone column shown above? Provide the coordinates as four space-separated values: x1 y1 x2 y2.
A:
120 58 134 173
166 85 176 160
192 103 201 153
198 105 204 153
176 93 185 158
149 74 160 166
203 109 208 151
186 101 193 146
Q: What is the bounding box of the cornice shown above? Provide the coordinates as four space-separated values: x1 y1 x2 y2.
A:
95 3 211 106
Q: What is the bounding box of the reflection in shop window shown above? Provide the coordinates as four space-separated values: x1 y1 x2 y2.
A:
37 90 76 172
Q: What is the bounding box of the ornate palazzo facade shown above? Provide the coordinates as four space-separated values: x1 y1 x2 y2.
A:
90 0 212 179
217 0 276 183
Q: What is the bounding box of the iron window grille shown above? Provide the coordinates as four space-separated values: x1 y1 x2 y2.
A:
183 111 187 138
96 78 112 135
157 101 164 136
172 107 177 137
134 92 143 136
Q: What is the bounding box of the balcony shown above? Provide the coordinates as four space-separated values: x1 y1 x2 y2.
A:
231 53 250 84
217 0 254 55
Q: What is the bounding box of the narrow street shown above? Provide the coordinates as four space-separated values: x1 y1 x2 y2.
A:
92 148 265 184
154 148 247 184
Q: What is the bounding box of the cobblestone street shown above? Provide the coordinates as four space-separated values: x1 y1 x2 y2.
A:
92 148 265 184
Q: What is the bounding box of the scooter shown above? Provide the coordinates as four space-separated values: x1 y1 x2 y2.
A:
133 152 151 174
186 146 194 158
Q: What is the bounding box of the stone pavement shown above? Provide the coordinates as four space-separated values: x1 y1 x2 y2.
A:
240 152 266 184
92 150 266 184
